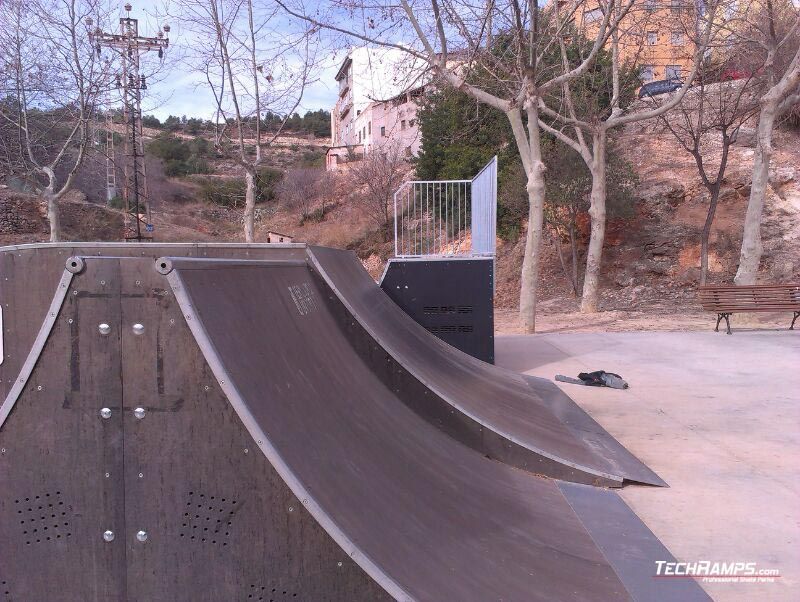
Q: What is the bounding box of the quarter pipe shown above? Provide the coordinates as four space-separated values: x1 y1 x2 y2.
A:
0 244 707 601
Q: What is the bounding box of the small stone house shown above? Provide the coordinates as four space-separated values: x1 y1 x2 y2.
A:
266 231 294 244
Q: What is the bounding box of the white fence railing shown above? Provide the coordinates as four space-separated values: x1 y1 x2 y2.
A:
393 156 497 257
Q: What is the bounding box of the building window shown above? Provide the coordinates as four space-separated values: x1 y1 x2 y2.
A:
380 126 386 137
368 121 371 135
358 131 361 143
363 126 366 139
671 31 684 45
647 31 658 45
584 8 602 23
356 110 361 116
640 64 655 82
409 119 416 127
665 65 682 80
401 120 406 130
645 0 658 11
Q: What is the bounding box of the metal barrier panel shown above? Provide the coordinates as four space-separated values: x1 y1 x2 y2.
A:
470 156 497 256
394 180 471 257
393 157 496 258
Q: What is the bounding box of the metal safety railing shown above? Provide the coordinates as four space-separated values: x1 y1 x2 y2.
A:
393 157 497 258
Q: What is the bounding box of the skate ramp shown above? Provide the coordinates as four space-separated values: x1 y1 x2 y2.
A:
308 246 665 487
163 256 706 601
0 246 708 600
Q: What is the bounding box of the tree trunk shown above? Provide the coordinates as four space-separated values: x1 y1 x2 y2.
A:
580 130 607 313
700 184 721 286
42 170 61 243
552 226 578 296
734 105 776 284
45 192 61 243
519 154 546 334
508 103 547 334
569 222 579 295
244 169 256 243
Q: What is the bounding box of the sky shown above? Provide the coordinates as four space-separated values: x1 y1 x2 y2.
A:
129 1 344 120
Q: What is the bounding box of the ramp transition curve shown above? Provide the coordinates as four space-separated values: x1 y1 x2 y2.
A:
307 246 665 487
163 255 705 601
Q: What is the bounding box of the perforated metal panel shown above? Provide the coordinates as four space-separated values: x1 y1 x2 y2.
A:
117 258 386 601
0 259 126 601
0 253 387 601
380 257 495 363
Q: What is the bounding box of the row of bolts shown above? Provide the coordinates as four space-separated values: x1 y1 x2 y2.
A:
98 320 147 545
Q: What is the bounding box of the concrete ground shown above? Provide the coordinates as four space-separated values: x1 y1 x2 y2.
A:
496 330 800 602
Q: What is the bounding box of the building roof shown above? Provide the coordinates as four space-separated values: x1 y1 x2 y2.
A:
267 230 294 239
335 56 352 82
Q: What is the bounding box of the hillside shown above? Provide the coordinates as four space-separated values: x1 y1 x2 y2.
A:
1 122 798 333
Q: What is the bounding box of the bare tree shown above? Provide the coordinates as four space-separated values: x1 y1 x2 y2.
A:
278 0 640 332
658 72 759 284
317 169 338 219
731 3 800 283
276 166 322 223
536 0 722 311
0 0 107 241
348 145 407 230
176 0 316 241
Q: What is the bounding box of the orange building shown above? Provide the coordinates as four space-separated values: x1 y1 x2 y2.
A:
577 0 698 83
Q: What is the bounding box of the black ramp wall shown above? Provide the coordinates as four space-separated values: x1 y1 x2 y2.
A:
0 255 385 601
308 246 665 487
166 257 709 601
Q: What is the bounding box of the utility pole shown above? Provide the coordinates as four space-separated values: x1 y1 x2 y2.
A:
89 4 169 241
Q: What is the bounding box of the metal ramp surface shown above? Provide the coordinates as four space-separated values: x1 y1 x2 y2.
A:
0 244 706 601
309 246 665 488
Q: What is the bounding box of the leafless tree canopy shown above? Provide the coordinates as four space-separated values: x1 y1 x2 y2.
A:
276 166 322 221
659 72 760 284
348 144 407 229
0 0 111 240
174 0 319 241
276 0 732 328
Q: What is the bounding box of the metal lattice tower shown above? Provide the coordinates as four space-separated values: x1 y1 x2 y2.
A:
89 4 169 241
105 112 116 202
100 92 117 202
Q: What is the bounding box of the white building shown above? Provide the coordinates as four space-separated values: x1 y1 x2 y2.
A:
327 47 427 170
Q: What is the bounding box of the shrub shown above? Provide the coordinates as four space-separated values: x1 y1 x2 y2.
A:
300 149 325 168
191 167 282 208
148 135 190 162
148 134 213 177
255 167 282 203
141 115 161 128
197 177 246 207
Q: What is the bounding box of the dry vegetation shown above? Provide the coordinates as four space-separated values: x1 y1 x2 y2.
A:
1 114 798 334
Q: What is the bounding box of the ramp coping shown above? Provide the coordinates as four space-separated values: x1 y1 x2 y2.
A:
164 264 413 602
0 242 308 253
0 264 74 430
155 256 307 274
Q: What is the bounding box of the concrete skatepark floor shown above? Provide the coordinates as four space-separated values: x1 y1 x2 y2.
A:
496 331 800 602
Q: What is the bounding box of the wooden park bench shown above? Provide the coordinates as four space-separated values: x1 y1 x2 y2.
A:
698 284 800 334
